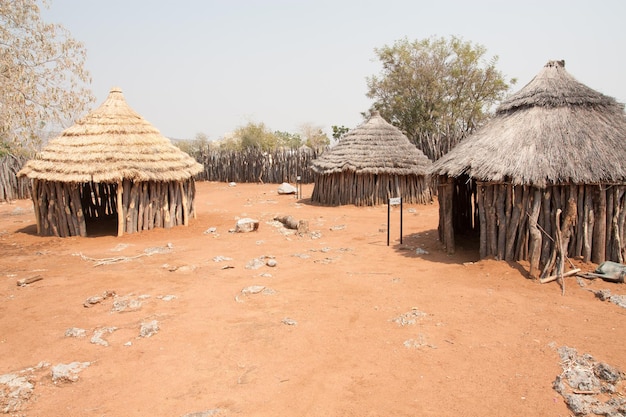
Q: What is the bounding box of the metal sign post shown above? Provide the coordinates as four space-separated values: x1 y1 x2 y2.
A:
387 197 403 246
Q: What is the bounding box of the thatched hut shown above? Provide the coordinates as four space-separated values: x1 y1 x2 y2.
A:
432 60 626 278
18 87 203 237
310 111 432 206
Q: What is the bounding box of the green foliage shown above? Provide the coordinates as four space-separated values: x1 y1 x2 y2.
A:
367 36 515 161
331 125 350 141
175 132 211 158
274 130 302 148
235 122 278 151
0 0 94 152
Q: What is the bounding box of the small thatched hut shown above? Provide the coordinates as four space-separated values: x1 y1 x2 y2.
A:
310 111 432 206
432 60 626 278
18 87 203 237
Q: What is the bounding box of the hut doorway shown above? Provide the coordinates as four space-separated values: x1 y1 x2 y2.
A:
82 182 119 236
438 174 480 254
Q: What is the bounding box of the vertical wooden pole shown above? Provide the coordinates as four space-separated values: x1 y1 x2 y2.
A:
116 180 124 237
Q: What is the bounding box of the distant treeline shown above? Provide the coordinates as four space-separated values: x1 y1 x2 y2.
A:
1 148 323 202
0 155 30 201
196 147 323 184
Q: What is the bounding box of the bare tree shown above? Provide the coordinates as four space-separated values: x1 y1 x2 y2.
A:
0 0 94 153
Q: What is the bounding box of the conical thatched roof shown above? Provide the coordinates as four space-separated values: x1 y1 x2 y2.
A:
19 87 203 183
432 60 626 187
310 111 432 175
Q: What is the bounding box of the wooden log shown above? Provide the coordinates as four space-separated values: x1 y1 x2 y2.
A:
592 185 606 263
540 187 552 265
528 187 543 279
116 180 124 236
496 184 506 260
583 185 593 263
17 275 43 286
477 182 487 258
505 185 522 261
539 268 581 284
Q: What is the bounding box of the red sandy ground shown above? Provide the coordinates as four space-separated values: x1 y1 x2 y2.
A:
0 181 625 417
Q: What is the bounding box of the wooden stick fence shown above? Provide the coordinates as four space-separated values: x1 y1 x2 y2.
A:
197 148 322 183
0 155 31 202
438 176 626 277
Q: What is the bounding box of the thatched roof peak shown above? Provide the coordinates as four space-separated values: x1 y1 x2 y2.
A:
432 61 626 187
497 59 621 113
310 111 431 176
19 87 203 183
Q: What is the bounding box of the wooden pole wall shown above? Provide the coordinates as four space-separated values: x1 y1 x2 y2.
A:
440 177 626 277
31 178 198 237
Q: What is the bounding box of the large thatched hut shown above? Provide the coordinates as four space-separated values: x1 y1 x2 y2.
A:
432 60 626 278
18 87 203 237
310 111 432 206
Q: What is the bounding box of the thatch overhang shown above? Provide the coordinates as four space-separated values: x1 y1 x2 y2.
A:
19 87 202 183
310 111 433 206
432 60 626 187
18 87 203 237
431 60 626 277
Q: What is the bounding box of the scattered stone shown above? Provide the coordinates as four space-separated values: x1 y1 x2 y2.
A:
140 320 159 338
159 295 177 302
281 318 297 326
235 218 259 233
245 258 265 270
392 309 428 326
554 346 626 416
415 248 429 255
0 372 34 413
64 327 87 338
228 182 236 187
277 182 297 195
403 333 436 349
204 227 217 235
83 290 116 308
591 289 626 309
266 258 278 267
112 296 143 312
91 327 117 346
259 272 272 278
241 285 265 295
213 255 232 263
51 362 90 383
329 224 346 231
293 253 311 259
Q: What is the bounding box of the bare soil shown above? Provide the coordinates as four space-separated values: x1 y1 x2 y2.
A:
1 181 624 417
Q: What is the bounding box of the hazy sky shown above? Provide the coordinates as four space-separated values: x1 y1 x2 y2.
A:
42 0 626 141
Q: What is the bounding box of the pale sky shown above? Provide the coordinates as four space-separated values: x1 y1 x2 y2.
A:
42 0 626 141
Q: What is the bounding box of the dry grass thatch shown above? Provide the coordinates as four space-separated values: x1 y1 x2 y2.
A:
310 111 432 176
18 87 203 183
432 60 626 187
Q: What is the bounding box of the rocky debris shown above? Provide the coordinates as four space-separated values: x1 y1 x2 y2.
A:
91 326 117 346
0 373 34 413
403 333 436 349
158 295 177 302
204 227 218 235
228 182 236 187
111 295 147 312
213 255 232 262
51 362 90 383
281 318 297 326
273 215 308 234
83 290 116 308
234 218 259 233
266 258 277 267
236 285 276 302
554 346 626 416
591 289 626 309
64 327 87 338
277 182 297 195
392 309 428 326
140 320 159 338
